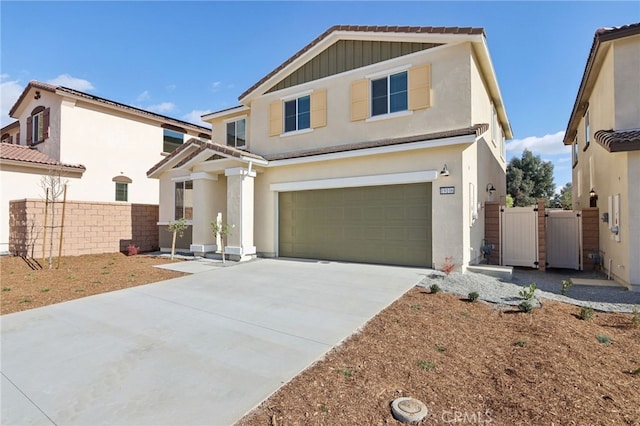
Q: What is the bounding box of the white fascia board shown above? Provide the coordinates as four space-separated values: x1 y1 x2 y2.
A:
472 38 513 139
333 31 481 45
266 133 476 168
202 106 250 122
270 170 439 192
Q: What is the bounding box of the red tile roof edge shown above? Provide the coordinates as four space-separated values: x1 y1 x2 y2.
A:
0 143 86 170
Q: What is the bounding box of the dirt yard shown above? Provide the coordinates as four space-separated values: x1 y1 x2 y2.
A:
238 288 640 425
0 253 185 315
2 254 639 424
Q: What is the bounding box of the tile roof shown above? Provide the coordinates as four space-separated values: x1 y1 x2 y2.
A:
263 124 489 161
0 143 86 171
146 139 266 177
594 129 640 152
9 81 211 134
1 121 20 133
239 25 485 100
563 22 640 144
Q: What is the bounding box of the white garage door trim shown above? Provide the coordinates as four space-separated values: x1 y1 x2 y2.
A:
269 170 439 192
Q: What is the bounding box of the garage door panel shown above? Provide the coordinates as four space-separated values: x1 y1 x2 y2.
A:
279 183 432 267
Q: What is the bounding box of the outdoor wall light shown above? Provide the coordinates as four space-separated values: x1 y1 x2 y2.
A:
440 164 450 177
486 183 496 195
589 188 598 207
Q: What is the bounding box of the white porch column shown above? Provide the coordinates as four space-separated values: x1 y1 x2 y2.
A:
225 167 256 261
189 172 219 256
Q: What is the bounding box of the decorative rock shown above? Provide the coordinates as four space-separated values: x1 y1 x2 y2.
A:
391 397 429 423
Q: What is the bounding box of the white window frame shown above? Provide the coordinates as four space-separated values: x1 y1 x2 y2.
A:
584 109 590 149
115 182 128 202
224 116 247 149
369 70 408 118
573 138 579 166
283 95 311 133
174 180 193 221
32 111 44 143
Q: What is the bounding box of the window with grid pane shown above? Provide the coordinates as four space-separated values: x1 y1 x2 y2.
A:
115 183 128 202
371 71 407 117
226 118 246 148
284 95 310 133
175 180 193 220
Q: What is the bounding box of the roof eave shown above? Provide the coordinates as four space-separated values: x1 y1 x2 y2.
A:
0 158 86 174
201 105 250 122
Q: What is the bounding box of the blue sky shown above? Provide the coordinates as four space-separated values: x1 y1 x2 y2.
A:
1 1 638 190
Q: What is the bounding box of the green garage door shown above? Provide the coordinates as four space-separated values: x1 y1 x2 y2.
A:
279 183 432 267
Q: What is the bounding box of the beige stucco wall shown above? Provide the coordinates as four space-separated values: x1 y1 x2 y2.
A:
13 90 63 161
572 37 640 287
614 35 640 130
0 166 83 253
243 42 473 157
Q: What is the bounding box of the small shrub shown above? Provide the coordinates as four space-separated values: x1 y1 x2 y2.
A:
632 306 640 327
514 339 528 347
19 298 32 304
319 405 329 413
418 360 435 371
410 304 422 311
429 284 441 294
2 287 11 292
434 344 446 353
442 256 455 275
578 307 594 321
518 301 534 313
596 334 611 345
40 288 50 293
127 244 140 256
631 366 640 376
460 310 470 318
338 368 352 378
468 291 479 302
519 283 537 300
561 279 573 296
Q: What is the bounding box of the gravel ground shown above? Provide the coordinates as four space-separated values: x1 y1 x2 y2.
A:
419 268 640 313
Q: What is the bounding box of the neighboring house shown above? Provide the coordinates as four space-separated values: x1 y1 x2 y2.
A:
0 81 211 253
148 25 513 270
563 23 640 291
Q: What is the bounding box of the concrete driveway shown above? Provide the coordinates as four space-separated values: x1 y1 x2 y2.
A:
1 258 427 425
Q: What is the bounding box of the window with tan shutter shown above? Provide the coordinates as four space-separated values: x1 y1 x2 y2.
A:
269 100 283 136
310 89 326 128
350 79 368 121
408 64 431 110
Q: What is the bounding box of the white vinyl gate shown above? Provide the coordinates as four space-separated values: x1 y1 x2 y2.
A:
546 210 582 270
501 206 538 268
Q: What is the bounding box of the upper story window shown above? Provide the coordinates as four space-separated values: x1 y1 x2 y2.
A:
500 128 506 160
1 133 11 144
175 180 193 220
573 138 579 166
226 118 246 148
163 128 184 153
27 106 50 146
284 95 310 133
371 71 407 117
584 109 590 150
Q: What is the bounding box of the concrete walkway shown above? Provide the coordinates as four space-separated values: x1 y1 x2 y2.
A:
1 259 427 425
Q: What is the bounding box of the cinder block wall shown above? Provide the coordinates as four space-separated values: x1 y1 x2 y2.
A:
537 200 546 271
9 199 158 257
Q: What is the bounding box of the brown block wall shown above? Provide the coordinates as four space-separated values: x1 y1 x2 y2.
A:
581 208 600 270
484 201 501 265
9 199 159 257
537 200 546 271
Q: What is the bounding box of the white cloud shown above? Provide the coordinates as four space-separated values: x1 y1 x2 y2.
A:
0 77 23 127
211 81 222 92
147 102 176 113
182 109 213 127
47 74 94 91
136 90 150 102
506 130 570 157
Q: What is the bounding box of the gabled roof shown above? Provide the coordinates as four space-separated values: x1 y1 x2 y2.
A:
239 25 485 101
237 24 512 139
146 139 267 178
563 23 640 144
1 121 20 133
594 129 640 152
9 81 212 134
0 142 86 171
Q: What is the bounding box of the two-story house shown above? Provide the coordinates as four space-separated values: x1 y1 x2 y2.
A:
563 23 640 291
148 25 513 270
0 81 211 253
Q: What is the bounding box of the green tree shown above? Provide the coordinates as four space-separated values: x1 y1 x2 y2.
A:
507 149 555 207
552 182 573 210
